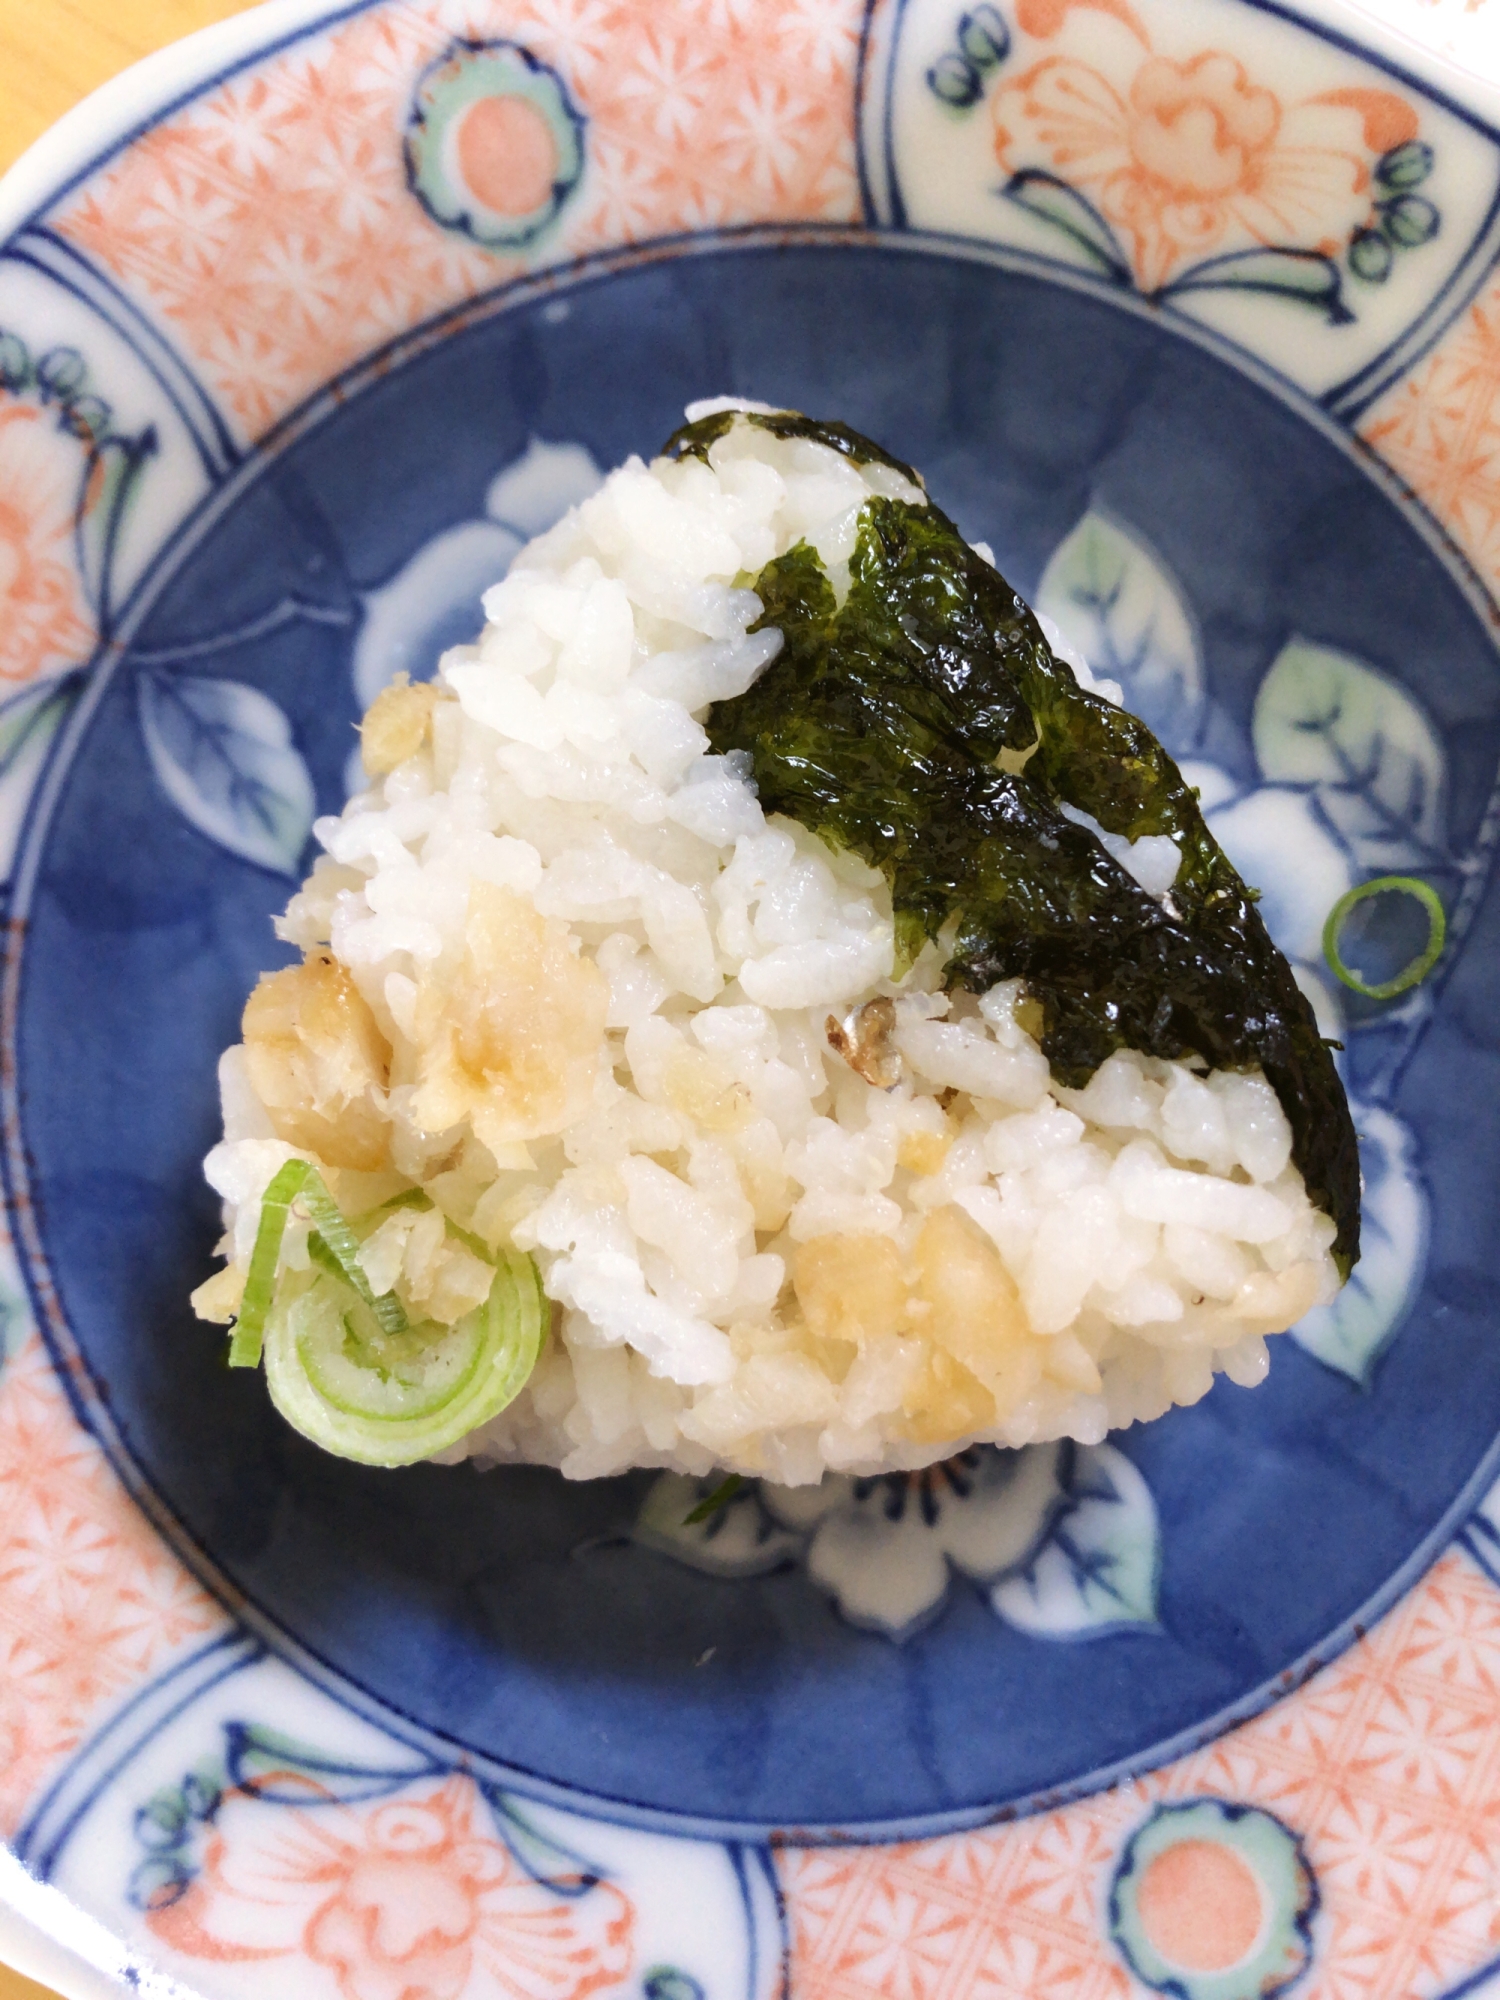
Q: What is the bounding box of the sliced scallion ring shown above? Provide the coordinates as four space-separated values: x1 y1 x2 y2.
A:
228 1159 407 1370
1322 874 1446 1000
262 1248 548 1465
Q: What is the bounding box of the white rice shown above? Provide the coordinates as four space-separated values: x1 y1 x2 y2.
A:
201 409 1340 1485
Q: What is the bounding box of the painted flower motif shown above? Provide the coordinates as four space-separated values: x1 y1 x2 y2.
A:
148 1772 635 2000
765 1447 1064 1637
1110 1799 1317 2000
991 12 1412 292
637 1441 1161 1642
405 40 586 251
352 437 603 713
0 404 94 684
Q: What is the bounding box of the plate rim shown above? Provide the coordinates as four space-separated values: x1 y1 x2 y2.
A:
6 8 1500 1996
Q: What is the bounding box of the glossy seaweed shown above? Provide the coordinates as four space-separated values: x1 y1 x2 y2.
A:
669 410 1360 1274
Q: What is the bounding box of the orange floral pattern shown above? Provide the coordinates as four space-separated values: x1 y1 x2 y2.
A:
991 9 1413 292
1364 272 1500 593
0 1328 223 1836
782 1547 1500 2000
0 13 1494 1989
52 0 862 441
0 402 95 685
149 1770 635 2000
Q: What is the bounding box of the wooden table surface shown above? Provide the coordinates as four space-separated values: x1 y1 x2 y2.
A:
0 1956 64 2000
0 1953 61 1999
0 0 262 176
0 5 259 1983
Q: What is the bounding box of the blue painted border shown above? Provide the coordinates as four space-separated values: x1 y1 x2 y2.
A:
729 1845 791 2000
12 1632 265 1881
1459 1513 1500 1587
2 228 242 478
854 0 906 230
1440 1953 1500 2000
857 0 1500 422
8 0 1494 432
7 221 1500 1848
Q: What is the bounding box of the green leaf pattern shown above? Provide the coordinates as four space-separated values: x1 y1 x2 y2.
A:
1290 1106 1426 1385
990 1443 1159 1637
1253 640 1447 878
1035 512 1203 750
137 671 316 879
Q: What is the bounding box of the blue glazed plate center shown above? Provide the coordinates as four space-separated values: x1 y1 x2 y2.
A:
13 238 1500 1837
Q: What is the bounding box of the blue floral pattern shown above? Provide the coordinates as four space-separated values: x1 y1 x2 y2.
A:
136 671 316 880
636 1442 1162 1643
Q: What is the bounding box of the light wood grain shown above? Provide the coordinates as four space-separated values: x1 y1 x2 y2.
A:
0 0 264 177
0 1967 63 2000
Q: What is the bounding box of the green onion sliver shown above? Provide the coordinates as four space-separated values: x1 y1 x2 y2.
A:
362 1188 493 1266
228 1159 407 1371
294 1172 408 1336
684 1473 745 1525
230 1160 311 1369
1322 874 1446 1001
305 1231 347 1286
371 1188 434 1217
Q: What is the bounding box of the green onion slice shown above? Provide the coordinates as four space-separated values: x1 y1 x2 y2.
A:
1322 874 1446 1001
684 1473 745 1525
228 1159 407 1370
362 1187 495 1261
230 1160 309 1369
370 1188 434 1217
262 1248 548 1465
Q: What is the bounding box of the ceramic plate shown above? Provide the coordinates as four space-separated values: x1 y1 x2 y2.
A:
5 0 1500 1993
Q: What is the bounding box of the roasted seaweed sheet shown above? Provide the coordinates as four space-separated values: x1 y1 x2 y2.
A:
668 410 1360 1274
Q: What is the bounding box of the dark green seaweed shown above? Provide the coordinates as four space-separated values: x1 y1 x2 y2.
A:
667 406 924 488
669 411 1360 1274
